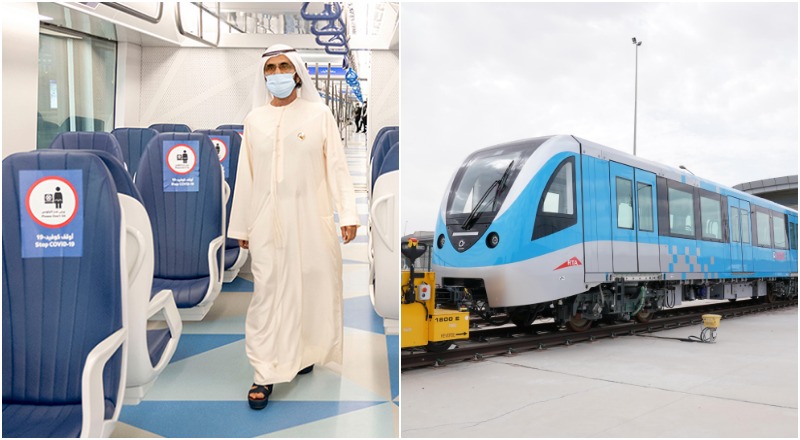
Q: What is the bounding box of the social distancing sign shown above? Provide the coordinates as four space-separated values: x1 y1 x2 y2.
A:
163 140 200 192
19 169 84 258
210 135 231 178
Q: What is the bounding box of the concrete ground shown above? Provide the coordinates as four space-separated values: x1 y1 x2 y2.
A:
401 306 798 438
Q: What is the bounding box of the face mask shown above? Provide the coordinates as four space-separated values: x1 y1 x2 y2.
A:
265 73 296 99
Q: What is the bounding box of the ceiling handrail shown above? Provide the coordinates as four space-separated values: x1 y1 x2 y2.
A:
300 2 342 21
315 33 347 47
310 17 346 36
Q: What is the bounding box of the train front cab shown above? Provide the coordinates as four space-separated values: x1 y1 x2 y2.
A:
432 135 589 311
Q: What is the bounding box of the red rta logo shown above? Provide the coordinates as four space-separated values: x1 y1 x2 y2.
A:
554 257 582 271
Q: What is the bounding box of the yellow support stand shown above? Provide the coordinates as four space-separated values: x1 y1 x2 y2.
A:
700 314 721 343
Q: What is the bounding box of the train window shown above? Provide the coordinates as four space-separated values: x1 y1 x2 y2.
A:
532 157 577 240
447 141 538 217
756 211 772 247
542 161 574 215
637 182 654 232
616 178 633 229
790 222 798 250
667 187 694 237
741 209 751 244
772 214 787 249
731 207 741 243
700 196 722 240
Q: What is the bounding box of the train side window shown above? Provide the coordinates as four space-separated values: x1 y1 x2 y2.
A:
741 209 751 244
700 196 722 240
667 186 694 237
637 182 654 232
790 222 798 250
532 157 577 240
772 214 787 249
542 161 574 215
616 177 633 229
755 211 772 247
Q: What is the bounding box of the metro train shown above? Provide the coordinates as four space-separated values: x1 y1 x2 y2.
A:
432 135 798 331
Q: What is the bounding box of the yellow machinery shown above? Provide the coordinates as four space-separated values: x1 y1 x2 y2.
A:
400 238 469 349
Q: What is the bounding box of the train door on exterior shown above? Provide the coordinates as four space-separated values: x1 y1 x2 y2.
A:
729 197 753 273
740 200 753 272
728 197 744 272
610 162 637 272
610 162 659 273
788 214 798 273
634 169 659 272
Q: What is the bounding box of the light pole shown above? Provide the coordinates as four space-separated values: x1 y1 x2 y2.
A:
632 37 642 156
679 165 695 175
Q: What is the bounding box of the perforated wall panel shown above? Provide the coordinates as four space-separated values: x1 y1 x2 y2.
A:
140 47 262 131
367 50 400 152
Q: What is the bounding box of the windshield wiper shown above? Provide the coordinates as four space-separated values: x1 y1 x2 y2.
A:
461 160 515 230
493 160 515 210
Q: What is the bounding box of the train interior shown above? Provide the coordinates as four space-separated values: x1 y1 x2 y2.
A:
2 2 399 437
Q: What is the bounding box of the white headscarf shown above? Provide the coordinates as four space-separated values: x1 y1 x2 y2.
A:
251 44 322 109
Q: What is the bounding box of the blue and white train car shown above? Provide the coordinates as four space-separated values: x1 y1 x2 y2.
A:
432 135 797 330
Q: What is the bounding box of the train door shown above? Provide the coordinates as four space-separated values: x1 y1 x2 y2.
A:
634 169 659 272
738 199 753 272
788 213 798 273
728 197 744 272
610 162 637 272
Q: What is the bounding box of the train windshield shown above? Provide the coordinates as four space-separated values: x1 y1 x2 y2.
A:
446 138 548 222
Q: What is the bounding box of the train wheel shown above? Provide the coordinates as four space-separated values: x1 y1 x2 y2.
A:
765 289 778 303
566 314 592 332
634 309 654 323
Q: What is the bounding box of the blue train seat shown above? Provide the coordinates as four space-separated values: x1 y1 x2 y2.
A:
369 127 399 193
367 127 399 291
194 129 249 282
49 131 126 170
369 126 398 161
111 127 159 179
135 133 226 321
3 151 127 437
215 124 244 132
148 123 192 133
90 151 182 404
369 142 400 326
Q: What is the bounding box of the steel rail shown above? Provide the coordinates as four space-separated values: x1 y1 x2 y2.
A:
401 299 797 370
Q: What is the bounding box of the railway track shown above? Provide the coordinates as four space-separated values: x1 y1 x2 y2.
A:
401 298 798 369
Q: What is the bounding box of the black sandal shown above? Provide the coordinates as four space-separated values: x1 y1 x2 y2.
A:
248 383 273 410
298 365 314 375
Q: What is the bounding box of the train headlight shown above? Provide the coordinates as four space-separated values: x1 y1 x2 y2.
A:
486 232 500 248
437 234 446 249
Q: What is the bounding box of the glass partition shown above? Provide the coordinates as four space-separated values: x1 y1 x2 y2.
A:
37 27 117 149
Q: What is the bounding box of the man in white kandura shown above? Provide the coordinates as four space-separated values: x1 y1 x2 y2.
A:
228 44 360 411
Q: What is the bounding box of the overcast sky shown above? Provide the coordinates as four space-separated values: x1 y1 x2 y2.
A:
400 2 798 234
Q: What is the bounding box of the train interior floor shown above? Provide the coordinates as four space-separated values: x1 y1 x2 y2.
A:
402 301 798 438
113 127 399 438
